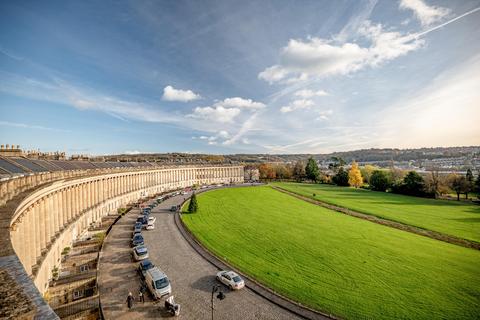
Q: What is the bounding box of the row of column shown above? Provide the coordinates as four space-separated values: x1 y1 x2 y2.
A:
10 166 244 276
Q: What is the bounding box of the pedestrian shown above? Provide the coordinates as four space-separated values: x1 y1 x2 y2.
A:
139 290 144 303
126 292 134 309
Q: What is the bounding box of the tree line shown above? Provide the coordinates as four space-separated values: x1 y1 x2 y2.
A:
258 158 480 200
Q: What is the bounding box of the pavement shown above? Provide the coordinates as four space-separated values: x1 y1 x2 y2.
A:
98 191 302 320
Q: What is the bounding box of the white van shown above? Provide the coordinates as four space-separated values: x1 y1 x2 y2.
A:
145 267 171 299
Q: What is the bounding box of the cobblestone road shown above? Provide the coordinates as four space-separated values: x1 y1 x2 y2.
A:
99 192 301 320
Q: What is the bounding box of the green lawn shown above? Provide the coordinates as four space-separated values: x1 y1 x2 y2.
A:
272 182 480 243
182 186 480 320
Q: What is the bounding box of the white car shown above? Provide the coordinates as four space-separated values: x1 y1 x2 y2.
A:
132 245 149 261
146 216 156 230
145 267 172 299
216 270 245 290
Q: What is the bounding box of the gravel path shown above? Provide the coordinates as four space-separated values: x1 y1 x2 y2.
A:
99 192 302 319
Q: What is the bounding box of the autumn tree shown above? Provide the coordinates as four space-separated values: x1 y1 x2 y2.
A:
348 161 363 188
293 161 306 181
305 157 320 182
360 164 377 184
258 163 276 180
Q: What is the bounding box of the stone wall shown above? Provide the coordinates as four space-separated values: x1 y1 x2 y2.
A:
0 165 243 319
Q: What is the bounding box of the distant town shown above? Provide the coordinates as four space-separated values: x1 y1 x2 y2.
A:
1 144 478 174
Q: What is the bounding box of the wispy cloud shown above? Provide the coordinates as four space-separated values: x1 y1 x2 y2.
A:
259 21 423 84
399 0 450 27
0 120 70 132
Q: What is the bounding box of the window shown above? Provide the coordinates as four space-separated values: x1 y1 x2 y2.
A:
73 290 84 299
80 265 89 272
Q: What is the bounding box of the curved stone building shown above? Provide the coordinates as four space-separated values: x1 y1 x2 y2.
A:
0 163 243 319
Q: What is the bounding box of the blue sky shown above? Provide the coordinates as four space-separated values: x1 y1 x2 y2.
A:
1 0 479 155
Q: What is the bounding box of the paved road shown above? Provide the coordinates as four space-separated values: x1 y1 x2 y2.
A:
99 192 301 319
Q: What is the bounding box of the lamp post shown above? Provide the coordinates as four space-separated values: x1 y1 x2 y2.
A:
211 284 226 320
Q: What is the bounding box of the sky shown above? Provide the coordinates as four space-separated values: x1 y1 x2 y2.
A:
0 0 479 155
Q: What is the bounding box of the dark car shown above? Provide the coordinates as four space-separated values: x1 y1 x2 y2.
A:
132 234 144 247
170 205 178 212
137 216 148 225
133 223 142 236
138 259 155 279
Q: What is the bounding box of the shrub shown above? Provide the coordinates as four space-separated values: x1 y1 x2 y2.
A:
370 170 390 192
332 168 349 186
188 193 198 213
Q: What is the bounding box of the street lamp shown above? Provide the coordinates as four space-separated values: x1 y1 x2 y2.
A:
211 284 226 320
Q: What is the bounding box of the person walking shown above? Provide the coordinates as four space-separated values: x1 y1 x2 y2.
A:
126 292 134 310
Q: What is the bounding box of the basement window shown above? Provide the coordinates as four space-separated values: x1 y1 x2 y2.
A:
73 290 84 300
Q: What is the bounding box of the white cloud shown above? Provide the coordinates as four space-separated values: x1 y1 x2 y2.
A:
294 89 329 98
189 105 240 123
193 130 232 145
399 0 450 26
187 97 265 123
162 85 201 102
259 22 423 84
220 97 266 109
280 99 314 113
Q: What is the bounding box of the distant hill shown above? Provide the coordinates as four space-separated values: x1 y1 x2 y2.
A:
98 146 480 165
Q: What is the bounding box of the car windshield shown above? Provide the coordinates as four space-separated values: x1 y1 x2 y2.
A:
134 235 143 240
233 276 242 282
143 262 153 269
155 277 170 289
136 246 147 253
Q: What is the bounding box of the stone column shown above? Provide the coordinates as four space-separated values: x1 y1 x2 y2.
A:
34 202 41 259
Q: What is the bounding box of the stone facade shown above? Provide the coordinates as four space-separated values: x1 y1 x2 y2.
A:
0 165 243 318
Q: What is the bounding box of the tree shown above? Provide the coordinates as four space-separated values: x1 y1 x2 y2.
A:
188 193 198 213
348 161 363 188
360 165 377 184
388 161 404 185
369 170 390 192
305 157 320 182
274 164 292 180
476 173 480 197
332 167 349 186
293 161 306 181
448 174 468 201
426 169 440 199
465 169 474 199
328 156 346 173
258 163 276 180
391 171 425 197
402 171 425 196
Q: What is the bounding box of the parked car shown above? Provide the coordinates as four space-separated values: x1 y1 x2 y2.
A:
170 205 178 212
132 245 149 261
138 259 155 279
133 222 143 230
133 223 142 236
137 216 148 225
132 234 144 247
216 270 245 290
145 267 172 299
146 217 156 230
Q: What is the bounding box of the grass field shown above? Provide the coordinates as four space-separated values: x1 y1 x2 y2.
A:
272 182 480 243
182 186 480 320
